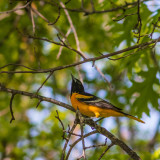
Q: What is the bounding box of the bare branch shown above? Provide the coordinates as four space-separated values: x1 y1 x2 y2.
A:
113 13 137 22
137 0 142 43
65 0 71 5
90 0 95 12
55 0 147 15
36 71 54 94
85 119 142 160
76 109 86 160
107 52 135 60
48 6 61 25
61 117 78 160
0 84 74 112
60 1 86 59
10 93 16 123
98 142 114 160
150 17 160 39
55 110 67 140
0 84 142 159
85 139 107 150
30 5 36 34
30 6 66 39
28 34 86 59
94 65 112 90
0 1 31 14
57 27 72 59
35 100 42 108
0 63 38 71
0 37 159 74
66 130 98 160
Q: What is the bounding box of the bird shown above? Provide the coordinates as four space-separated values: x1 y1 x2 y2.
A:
70 74 145 123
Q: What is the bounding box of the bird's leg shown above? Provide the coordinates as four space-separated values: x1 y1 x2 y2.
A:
95 117 104 123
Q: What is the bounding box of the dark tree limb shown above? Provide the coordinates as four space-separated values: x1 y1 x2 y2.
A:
0 84 142 159
85 119 142 160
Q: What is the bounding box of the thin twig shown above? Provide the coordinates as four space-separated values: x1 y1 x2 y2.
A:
57 27 72 59
95 117 104 123
77 109 86 160
0 1 31 14
55 110 67 140
64 130 81 137
85 139 107 150
95 65 112 90
48 6 61 25
98 143 114 160
137 0 142 43
150 17 160 39
30 6 66 39
65 0 71 5
36 100 42 108
90 0 95 12
113 13 137 22
28 34 64 46
36 71 54 94
28 34 86 59
0 63 38 71
44 0 147 16
66 130 98 160
10 93 16 123
30 6 36 34
61 116 78 160
107 52 135 60
31 6 50 23
60 1 86 59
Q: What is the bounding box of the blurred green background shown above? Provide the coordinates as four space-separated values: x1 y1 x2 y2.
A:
0 0 160 159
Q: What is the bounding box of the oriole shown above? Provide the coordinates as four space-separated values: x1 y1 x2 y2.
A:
70 75 145 123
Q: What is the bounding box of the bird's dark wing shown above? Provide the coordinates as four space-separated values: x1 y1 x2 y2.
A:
76 92 122 111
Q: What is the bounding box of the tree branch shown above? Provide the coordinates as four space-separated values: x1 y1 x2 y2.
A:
0 37 159 74
0 84 142 159
0 1 31 14
85 119 142 160
10 93 16 123
98 142 114 160
0 84 74 112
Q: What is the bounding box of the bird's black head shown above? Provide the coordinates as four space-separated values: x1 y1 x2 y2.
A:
71 74 84 95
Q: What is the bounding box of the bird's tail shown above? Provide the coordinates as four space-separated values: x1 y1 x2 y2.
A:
125 114 145 123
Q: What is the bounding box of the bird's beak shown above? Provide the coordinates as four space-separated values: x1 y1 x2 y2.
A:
71 74 76 82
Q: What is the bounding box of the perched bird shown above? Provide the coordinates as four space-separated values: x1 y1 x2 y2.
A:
70 75 145 123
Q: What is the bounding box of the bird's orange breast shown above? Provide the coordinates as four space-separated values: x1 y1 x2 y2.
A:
70 93 95 117
70 93 123 118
